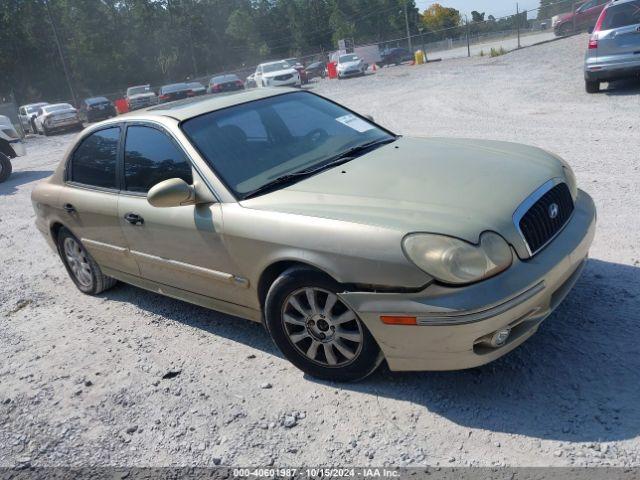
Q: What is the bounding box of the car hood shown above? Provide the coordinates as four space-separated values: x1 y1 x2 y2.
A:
554 12 574 22
263 69 297 78
240 137 568 259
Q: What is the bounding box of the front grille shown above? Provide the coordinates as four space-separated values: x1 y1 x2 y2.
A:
518 182 574 254
274 74 292 81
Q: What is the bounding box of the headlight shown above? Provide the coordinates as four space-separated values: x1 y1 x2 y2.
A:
562 165 577 199
402 232 513 285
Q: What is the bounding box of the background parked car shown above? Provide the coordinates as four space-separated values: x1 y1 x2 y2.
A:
208 74 245 94
584 0 640 93
187 81 207 96
79 97 116 123
284 57 309 84
158 83 192 103
337 53 367 78
305 61 326 80
553 0 608 36
0 115 26 182
125 84 157 110
18 102 48 134
34 103 82 136
245 73 257 89
378 47 414 67
254 60 300 87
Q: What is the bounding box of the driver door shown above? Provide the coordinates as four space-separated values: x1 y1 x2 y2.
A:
116 122 244 305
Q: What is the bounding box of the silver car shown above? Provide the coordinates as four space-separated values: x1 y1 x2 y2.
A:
584 0 640 93
31 89 596 382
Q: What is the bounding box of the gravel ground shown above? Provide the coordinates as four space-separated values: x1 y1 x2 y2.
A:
1 34 639 468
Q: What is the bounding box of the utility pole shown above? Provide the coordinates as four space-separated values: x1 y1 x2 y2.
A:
516 3 521 49
465 15 471 57
44 0 77 106
403 1 413 52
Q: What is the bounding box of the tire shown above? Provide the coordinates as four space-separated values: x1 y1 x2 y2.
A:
0 153 12 183
57 227 117 295
558 23 573 36
264 266 383 382
585 80 600 94
43 125 50 136
30 118 37 134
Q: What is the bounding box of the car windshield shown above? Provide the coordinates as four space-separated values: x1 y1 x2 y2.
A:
27 104 46 114
181 91 395 198
162 83 189 93
339 54 359 63
128 86 150 95
602 1 640 29
45 104 72 113
262 62 290 73
211 75 239 84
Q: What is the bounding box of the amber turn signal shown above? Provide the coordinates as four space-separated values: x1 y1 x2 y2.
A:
380 315 417 325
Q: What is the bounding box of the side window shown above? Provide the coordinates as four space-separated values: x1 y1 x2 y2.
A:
19 108 25 115
124 125 193 193
70 127 120 189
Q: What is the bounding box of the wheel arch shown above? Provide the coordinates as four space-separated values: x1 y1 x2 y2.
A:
257 260 339 310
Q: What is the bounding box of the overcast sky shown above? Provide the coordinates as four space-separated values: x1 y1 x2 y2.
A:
416 0 541 19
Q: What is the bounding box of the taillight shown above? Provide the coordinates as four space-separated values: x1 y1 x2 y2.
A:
212 84 221 91
187 90 195 97
235 80 243 87
588 37 598 49
159 94 169 100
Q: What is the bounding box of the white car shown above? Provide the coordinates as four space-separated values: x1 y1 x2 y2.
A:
0 115 26 183
18 102 49 133
254 61 301 88
34 103 82 136
337 53 366 78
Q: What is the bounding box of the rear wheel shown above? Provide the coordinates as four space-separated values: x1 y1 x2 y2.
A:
0 153 12 183
57 227 117 295
264 267 383 382
558 23 573 36
585 80 600 94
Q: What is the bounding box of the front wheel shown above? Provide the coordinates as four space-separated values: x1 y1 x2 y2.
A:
585 80 600 94
0 153 12 183
57 227 117 295
264 267 383 382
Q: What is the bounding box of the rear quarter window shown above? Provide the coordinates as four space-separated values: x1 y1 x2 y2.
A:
603 1 640 29
70 127 120 189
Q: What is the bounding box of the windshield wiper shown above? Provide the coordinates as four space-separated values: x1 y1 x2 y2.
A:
242 137 397 200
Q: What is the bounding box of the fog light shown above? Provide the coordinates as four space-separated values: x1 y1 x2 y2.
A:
490 328 511 347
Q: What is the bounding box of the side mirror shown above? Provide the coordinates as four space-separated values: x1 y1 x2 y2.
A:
147 178 195 208
364 114 375 122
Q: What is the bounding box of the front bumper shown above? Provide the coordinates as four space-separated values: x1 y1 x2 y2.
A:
339 190 596 371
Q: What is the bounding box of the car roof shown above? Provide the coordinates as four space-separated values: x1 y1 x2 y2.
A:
129 87 298 121
85 96 109 103
259 60 290 67
21 102 48 109
211 74 239 82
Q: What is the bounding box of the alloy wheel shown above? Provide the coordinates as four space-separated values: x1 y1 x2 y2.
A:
282 287 363 367
63 237 93 287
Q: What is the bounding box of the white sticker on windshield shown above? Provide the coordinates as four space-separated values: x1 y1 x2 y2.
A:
336 114 374 133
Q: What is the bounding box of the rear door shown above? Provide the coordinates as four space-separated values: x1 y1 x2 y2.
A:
116 123 243 303
61 125 140 275
596 1 640 60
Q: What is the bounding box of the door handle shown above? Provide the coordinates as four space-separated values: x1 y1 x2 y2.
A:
63 203 75 213
124 212 144 225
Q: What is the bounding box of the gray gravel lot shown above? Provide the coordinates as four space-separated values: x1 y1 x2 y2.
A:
1 34 639 468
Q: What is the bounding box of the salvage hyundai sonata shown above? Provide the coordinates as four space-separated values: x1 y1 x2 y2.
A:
31 89 596 381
